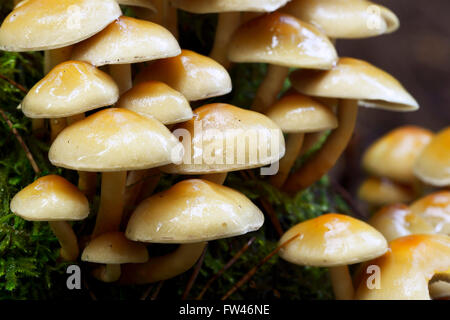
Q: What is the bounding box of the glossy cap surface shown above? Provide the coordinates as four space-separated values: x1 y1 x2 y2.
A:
410 192 450 235
358 177 416 206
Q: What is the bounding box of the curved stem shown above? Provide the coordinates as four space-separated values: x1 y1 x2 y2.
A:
92 171 127 237
49 117 67 142
298 132 326 157
48 221 79 261
253 65 289 113
329 265 354 300
201 172 228 185
92 264 121 283
210 12 241 69
283 99 358 193
120 242 207 284
109 64 132 95
270 133 304 188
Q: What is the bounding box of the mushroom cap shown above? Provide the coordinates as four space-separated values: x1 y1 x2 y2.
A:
117 0 156 12
49 108 182 172
10 175 89 221
429 281 450 299
369 204 434 242
81 232 148 264
172 0 290 13
125 179 264 243
290 57 419 111
161 103 285 174
410 191 450 235
71 16 181 66
358 177 416 207
265 93 338 133
116 81 193 125
362 126 434 183
21 61 119 118
228 12 337 69
281 0 399 39
135 49 232 101
0 0 121 51
354 234 450 300
279 213 388 267
413 127 450 187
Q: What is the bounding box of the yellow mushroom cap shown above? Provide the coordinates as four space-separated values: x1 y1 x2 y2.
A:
10 175 89 221
355 234 450 300
135 49 232 101
410 191 450 235
281 0 399 39
161 103 285 174
49 108 182 172
21 61 119 118
125 179 264 243
228 12 337 69
265 93 338 133
116 81 193 125
362 126 433 183
414 127 450 187
172 0 290 13
279 213 388 267
117 0 156 13
358 177 416 207
71 16 181 66
82 232 148 264
369 204 434 242
290 57 419 111
0 0 121 51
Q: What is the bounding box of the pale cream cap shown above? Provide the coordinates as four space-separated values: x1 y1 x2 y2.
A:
410 191 450 235
172 0 290 13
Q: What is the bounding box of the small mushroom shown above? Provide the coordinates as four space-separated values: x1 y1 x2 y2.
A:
358 177 416 208
278 213 388 300
409 191 450 235
10 175 89 261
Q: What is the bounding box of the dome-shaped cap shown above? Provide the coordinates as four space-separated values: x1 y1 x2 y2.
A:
116 81 192 125
172 0 290 13
355 234 450 300
228 12 337 69
0 0 121 51
413 127 450 187
82 232 148 264
290 57 419 111
71 16 181 66
362 126 433 183
161 103 285 174
281 0 399 39
279 213 388 267
125 179 264 243
135 49 232 101
369 204 434 242
410 191 450 235
10 175 89 221
265 93 338 133
21 61 119 118
358 177 416 207
49 108 182 172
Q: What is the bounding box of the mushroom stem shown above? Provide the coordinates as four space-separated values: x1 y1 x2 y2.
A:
120 242 207 284
92 171 127 237
270 133 304 188
165 1 178 39
49 117 67 142
298 131 326 157
201 172 228 185
329 265 354 300
253 65 289 113
92 264 121 283
78 171 97 199
109 64 132 95
48 221 79 261
209 12 241 68
283 99 358 193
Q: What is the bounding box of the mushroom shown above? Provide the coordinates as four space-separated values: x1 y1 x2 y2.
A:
228 12 338 113
117 0 156 20
413 127 450 187
10 175 89 261
135 49 232 102
354 234 450 300
409 191 450 235
81 231 148 282
368 204 434 241
72 16 181 94
278 213 388 300
48 108 182 237
358 177 416 209
171 0 290 68
429 281 450 300
121 179 264 284
265 92 338 187
283 57 419 193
